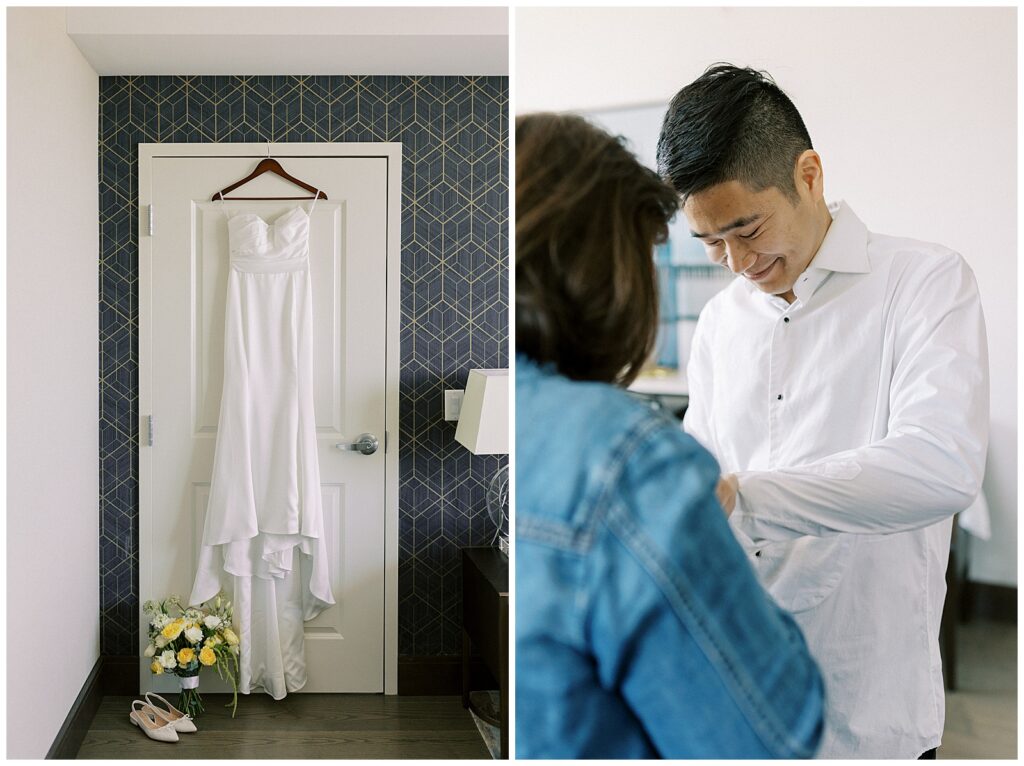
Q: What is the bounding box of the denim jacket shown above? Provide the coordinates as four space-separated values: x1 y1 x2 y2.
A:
515 354 825 758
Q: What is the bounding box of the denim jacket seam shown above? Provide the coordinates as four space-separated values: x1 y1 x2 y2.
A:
583 413 670 517
519 412 670 551
521 415 678 666
604 496 817 758
518 515 594 552
518 518 593 649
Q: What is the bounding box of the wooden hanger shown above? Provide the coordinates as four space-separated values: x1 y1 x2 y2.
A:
211 157 328 201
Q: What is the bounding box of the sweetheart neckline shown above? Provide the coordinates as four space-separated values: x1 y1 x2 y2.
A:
232 206 310 227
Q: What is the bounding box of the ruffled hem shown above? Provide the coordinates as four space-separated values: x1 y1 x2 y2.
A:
188 531 333 701
189 532 335 617
240 669 307 700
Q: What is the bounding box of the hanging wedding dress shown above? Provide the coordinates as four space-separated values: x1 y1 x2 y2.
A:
190 197 335 699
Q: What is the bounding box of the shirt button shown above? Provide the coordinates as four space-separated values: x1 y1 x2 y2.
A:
755 550 762 557
777 394 783 401
783 317 790 323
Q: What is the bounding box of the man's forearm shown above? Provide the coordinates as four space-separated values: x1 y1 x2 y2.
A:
730 427 985 542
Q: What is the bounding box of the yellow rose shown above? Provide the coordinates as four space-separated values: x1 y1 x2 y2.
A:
222 628 239 646
177 647 195 667
199 646 217 666
150 660 163 675
161 619 184 640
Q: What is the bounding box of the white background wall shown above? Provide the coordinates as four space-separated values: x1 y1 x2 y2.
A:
7 7 100 758
518 6 1017 586
66 6 508 74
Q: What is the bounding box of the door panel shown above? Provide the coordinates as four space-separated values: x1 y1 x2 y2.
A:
140 152 389 693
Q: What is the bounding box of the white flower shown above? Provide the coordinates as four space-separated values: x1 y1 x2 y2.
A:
184 608 202 621
158 650 177 670
184 625 204 644
155 634 168 648
203 615 222 630
143 643 156 657
151 613 171 629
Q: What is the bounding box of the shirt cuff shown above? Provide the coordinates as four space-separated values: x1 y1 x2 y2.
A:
729 470 796 544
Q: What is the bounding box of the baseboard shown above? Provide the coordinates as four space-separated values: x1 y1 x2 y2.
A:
90 654 493 696
398 655 497 695
100 654 140 695
46 656 103 759
963 581 1017 623
115 654 495 695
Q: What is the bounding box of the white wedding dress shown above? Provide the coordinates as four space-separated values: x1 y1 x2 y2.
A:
190 199 334 699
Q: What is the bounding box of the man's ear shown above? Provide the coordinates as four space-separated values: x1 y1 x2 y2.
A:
794 149 824 199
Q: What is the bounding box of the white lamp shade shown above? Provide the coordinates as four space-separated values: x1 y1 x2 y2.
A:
455 368 508 455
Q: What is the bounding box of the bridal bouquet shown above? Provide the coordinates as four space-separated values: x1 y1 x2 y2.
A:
142 593 240 718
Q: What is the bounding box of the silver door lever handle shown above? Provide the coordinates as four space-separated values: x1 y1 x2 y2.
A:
335 433 379 455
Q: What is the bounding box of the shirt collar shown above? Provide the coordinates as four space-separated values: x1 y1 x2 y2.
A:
750 200 870 308
805 200 871 276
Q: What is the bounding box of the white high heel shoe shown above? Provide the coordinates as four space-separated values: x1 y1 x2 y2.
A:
144 691 198 733
129 700 179 743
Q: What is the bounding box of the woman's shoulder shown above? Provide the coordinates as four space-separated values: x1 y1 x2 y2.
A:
516 355 678 454
516 355 718 536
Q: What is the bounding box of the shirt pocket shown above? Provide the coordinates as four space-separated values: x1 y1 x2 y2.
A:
749 535 856 614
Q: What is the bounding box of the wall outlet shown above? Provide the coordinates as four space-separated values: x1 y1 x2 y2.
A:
444 389 465 421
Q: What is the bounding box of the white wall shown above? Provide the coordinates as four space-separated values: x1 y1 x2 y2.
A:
67 6 509 75
518 6 1017 585
6 7 100 758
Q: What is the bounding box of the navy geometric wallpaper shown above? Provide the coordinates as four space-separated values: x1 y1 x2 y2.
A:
98 75 508 657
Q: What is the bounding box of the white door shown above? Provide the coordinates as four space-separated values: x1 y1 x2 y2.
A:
138 144 401 695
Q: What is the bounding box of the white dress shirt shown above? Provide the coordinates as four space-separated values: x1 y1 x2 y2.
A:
683 201 989 758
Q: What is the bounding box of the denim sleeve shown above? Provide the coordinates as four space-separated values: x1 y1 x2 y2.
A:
585 418 825 758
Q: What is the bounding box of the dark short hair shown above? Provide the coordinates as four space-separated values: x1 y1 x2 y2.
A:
516 113 679 386
656 63 812 203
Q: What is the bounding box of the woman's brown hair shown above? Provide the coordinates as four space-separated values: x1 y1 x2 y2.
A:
516 113 680 386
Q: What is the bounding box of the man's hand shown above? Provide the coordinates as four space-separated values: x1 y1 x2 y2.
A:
716 473 739 517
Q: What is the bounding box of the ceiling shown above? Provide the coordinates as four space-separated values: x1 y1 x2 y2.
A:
67 6 508 75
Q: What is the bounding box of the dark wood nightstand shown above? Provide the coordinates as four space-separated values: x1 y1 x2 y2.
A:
461 546 509 759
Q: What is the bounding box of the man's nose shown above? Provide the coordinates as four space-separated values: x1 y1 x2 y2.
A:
725 242 755 274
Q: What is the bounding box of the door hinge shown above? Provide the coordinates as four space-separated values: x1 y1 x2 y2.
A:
147 205 154 237
145 415 154 446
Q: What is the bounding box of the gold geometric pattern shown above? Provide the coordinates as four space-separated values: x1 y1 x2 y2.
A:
98 75 507 657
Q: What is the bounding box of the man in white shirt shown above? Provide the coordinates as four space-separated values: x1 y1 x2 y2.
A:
656 64 989 759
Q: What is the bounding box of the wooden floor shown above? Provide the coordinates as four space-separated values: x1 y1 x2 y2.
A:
940 619 1017 759
74 619 1015 759
76 694 491 759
